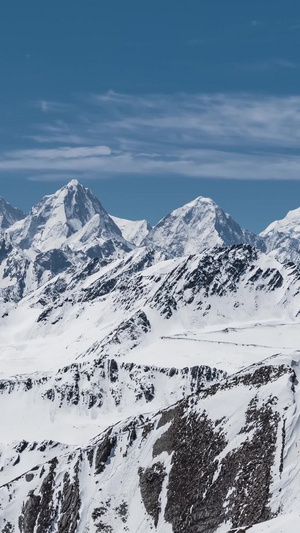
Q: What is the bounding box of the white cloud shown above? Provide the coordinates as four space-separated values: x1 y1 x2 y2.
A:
242 58 298 71
5 145 111 161
89 92 300 148
2 148 300 182
27 134 87 145
36 100 70 113
4 92 300 181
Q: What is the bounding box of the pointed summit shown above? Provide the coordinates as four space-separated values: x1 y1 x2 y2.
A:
0 197 25 230
142 196 265 257
65 178 80 187
7 180 124 253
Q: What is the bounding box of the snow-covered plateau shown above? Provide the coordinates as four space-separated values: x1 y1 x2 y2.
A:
0 180 300 532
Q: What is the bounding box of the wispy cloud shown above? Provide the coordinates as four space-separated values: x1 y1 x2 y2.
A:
90 91 300 149
36 100 70 113
242 58 298 71
4 91 300 181
0 145 111 171
10 145 111 160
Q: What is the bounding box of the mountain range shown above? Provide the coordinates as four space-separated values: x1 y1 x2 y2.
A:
0 180 300 533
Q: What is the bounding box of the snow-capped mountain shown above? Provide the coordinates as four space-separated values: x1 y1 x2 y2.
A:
0 196 24 229
0 181 133 300
2 182 300 532
7 179 132 258
260 206 300 265
111 215 152 245
142 196 266 258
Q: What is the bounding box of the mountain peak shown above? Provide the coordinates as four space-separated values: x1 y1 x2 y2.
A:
47 179 87 204
260 206 300 264
65 178 80 187
170 195 217 214
0 197 25 229
261 206 300 236
61 179 84 192
142 196 265 257
7 181 123 253
186 195 217 206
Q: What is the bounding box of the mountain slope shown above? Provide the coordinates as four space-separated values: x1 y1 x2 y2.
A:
0 244 299 531
0 244 300 447
142 196 266 258
1 354 297 532
111 215 152 245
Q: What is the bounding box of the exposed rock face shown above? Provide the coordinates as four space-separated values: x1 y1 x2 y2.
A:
18 492 41 533
0 358 224 441
18 457 58 533
139 462 166 526
0 361 294 532
159 400 278 533
57 462 81 533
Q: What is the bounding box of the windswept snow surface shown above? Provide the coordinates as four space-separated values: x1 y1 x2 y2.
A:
247 513 300 532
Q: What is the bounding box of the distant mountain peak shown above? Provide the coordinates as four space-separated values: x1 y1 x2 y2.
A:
181 195 216 206
260 206 300 264
261 206 300 236
7 181 126 254
65 178 80 187
0 197 25 229
142 195 265 258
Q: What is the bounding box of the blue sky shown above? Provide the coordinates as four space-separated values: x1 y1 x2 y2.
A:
1 0 300 232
